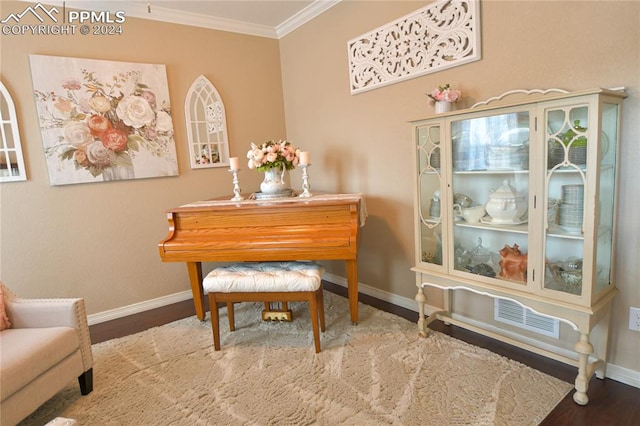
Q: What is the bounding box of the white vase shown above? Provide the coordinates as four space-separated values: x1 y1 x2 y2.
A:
102 163 135 181
260 167 290 194
435 101 453 114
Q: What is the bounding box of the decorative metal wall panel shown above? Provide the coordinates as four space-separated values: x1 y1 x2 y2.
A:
185 75 230 169
347 0 481 95
206 102 224 134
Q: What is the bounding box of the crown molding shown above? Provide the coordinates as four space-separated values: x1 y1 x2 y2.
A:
24 0 340 39
277 0 341 38
122 2 279 38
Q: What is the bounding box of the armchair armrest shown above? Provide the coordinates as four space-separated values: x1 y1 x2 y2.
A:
5 297 93 371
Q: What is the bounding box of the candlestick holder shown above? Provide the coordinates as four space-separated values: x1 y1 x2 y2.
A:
228 169 244 201
299 164 313 197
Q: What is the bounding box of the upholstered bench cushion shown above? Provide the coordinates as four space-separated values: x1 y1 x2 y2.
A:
203 261 324 293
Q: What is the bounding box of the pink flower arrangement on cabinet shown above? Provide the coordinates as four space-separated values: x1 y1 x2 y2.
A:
427 83 462 105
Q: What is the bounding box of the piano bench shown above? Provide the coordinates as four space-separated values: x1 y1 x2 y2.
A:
203 261 326 353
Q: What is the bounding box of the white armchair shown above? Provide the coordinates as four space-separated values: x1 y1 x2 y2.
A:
0 284 93 425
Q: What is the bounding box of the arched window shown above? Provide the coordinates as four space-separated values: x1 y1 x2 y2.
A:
184 75 230 169
0 81 26 182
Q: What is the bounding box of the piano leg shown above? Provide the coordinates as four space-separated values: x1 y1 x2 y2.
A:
346 259 359 325
187 261 206 321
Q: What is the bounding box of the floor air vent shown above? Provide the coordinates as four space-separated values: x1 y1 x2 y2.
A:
494 299 560 338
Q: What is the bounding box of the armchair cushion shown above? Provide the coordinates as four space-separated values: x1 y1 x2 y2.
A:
1 328 80 401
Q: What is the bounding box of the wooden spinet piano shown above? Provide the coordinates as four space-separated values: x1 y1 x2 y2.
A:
158 193 365 323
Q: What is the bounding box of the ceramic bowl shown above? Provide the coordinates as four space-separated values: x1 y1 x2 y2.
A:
461 205 486 223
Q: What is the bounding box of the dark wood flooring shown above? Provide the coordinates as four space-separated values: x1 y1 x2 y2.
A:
90 282 640 425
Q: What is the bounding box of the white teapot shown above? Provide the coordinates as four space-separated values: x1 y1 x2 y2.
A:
485 179 527 224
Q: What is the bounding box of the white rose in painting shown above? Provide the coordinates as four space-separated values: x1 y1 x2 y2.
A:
64 121 93 147
86 140 116 167
155 110 173 133
88 96 111 113
116 95 154 128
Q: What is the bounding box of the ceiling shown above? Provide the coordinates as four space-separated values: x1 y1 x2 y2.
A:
45 0 340 38
142 1 315 27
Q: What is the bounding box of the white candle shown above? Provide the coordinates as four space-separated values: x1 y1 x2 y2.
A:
299 151 310 165
229 157 240 170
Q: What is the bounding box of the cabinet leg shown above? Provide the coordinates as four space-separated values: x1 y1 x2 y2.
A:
443 288 452 326
573 333 594 405
415 286 427 337
592 303 613 379
415 285 446 337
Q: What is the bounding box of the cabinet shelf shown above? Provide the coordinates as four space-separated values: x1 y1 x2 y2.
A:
455 220 528 234
546 227 585 240
544 279 582 295
547 166 586 173
454 169 529 175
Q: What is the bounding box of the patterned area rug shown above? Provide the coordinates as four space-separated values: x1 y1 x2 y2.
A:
20 291 571 425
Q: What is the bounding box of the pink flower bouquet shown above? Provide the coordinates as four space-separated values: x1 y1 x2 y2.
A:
246 140 301 172
427 84 461 106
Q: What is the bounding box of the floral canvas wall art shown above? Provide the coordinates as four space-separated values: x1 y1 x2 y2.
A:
29 55 179 185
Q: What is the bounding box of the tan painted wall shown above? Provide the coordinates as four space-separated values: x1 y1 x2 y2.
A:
0 2 286 309
279 1 640 373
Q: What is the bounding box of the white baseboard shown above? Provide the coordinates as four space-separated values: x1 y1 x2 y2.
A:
605 363 640 389
321 272 426 313
321 272 640 390
88 273 640 390
87 290 193 326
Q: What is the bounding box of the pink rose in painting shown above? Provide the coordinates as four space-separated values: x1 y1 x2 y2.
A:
86 140 115 167
144 126 158 141
116 95 154 128
101 128 129 152
54 98 73 113
64 121 93 147
88 96 111 113
62 78 82 90
140 90 157 110
87 115 112 136
73 146 90 167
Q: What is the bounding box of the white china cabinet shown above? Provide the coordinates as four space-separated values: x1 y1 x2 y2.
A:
411 88 625 405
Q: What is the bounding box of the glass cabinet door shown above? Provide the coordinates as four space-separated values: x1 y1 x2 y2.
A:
543 101 618 297
544 104 588 295
594 102 619 295
416 124 443 266
449 111 531 285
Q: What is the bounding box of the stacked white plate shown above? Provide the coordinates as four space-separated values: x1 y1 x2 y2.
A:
558 185 584 233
